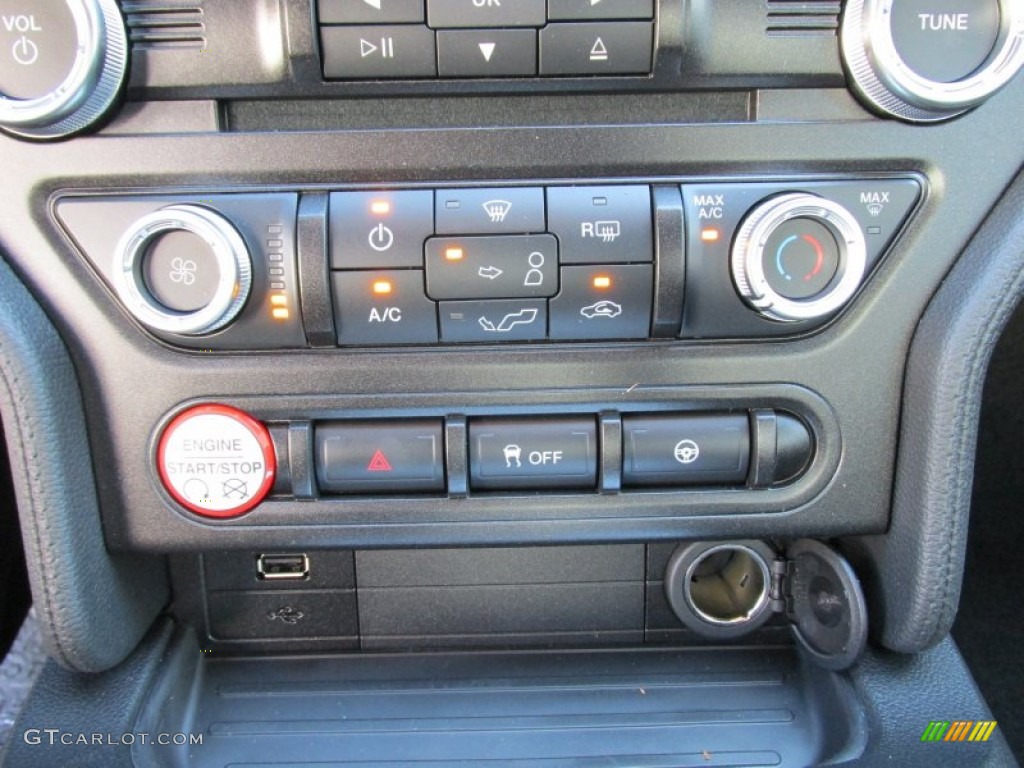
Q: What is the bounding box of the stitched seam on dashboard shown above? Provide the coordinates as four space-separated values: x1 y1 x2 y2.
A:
0 355 74 667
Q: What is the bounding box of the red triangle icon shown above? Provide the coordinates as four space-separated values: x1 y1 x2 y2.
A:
367 449 393 472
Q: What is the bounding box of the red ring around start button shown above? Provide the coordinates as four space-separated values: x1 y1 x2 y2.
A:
157 404 276 518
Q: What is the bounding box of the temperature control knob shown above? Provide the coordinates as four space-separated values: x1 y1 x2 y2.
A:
113 205 253 336
731 194 867 323
0 0 127 138
841 0 1024 122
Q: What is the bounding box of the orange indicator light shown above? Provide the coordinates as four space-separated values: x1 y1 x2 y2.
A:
370 200 391 215
445 246 465 261
701 228 720 243
270 294 288 307
271 308 290 320
372 280 393 295
592 275 612 290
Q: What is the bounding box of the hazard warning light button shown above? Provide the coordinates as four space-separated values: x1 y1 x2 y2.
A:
314 420 445 494
157 404 277 518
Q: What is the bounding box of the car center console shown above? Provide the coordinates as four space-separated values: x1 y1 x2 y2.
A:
0 1 1023 764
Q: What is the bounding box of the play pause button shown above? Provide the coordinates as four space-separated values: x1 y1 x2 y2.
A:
321 25 437 78
437 29 538 77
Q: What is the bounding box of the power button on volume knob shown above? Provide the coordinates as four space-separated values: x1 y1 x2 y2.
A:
0 0 128 138
731 194 867 323
113 205 253 336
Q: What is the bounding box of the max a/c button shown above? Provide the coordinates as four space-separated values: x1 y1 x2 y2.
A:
315 420 445 494
470 417 597 491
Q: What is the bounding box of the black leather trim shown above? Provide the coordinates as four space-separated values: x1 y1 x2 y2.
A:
846 637 1017 767
847 169 1024 653
0 619 175 768
0 255 168 672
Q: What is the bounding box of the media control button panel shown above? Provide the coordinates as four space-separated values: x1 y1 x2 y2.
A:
317 0 654 80
53 176 921 351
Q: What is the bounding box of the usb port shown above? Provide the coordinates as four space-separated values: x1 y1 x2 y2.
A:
256 554 310 581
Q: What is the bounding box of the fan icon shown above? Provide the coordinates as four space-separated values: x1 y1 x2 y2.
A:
169 257 198 286
674 439 700 465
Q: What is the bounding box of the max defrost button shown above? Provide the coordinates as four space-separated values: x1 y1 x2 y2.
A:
315 420 445 493
157 404 277 518
470 417 597 490
622 414 750 487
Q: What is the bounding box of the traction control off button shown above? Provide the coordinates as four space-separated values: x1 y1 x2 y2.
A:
157 404 276 518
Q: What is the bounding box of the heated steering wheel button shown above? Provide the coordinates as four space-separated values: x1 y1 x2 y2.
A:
623 414 751 487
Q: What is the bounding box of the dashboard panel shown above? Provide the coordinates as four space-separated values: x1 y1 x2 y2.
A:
0 1 1022 764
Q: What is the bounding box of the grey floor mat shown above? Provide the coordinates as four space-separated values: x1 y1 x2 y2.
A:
0 611 45 749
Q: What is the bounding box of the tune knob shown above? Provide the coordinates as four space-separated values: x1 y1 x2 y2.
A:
0 0 127 139
113 205 253 336
841 0 1024 122
731 194 867 323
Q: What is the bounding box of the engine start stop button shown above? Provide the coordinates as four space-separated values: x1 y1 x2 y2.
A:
157 404 276 518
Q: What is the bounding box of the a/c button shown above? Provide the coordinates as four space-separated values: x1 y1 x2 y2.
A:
470 417 597 491
332 270 438 345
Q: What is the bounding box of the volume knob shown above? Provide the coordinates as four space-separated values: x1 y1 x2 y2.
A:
113 205 253 336
0 0 128 139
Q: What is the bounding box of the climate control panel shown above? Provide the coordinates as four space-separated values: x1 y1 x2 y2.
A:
54 176 921 350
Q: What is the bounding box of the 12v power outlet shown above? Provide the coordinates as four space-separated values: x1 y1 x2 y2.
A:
157 404 276 518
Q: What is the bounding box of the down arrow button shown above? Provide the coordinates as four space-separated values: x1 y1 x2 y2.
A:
437 29 537 77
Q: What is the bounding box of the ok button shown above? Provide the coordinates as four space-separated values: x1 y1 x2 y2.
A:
469 417 597 491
